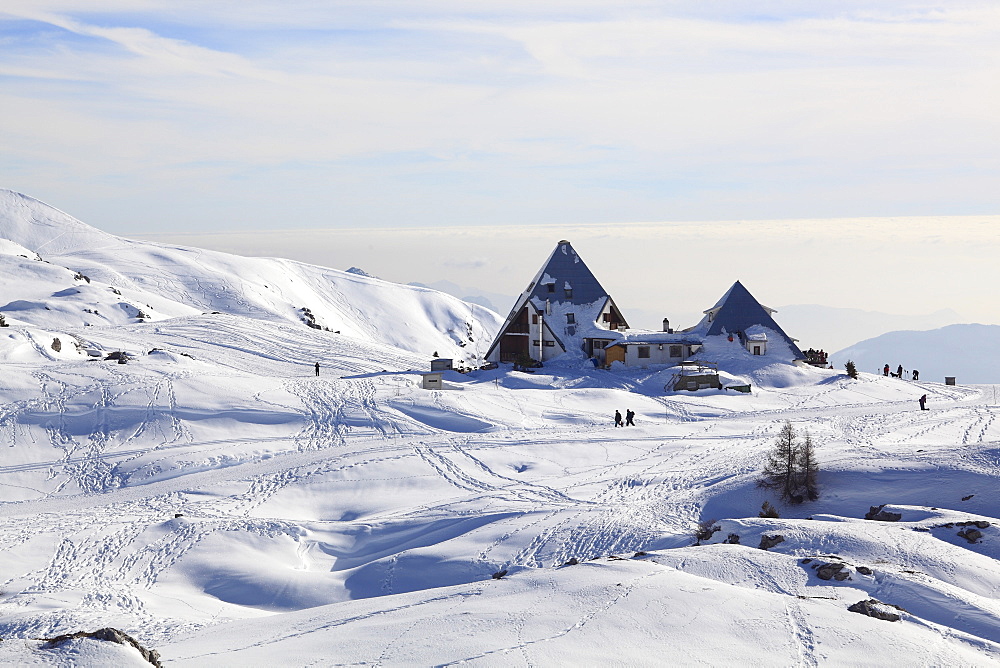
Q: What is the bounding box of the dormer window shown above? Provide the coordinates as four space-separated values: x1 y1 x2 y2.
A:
566 313 576 324
565 288 573 298
547 283 555 293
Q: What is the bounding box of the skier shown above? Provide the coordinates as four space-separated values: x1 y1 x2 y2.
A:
315 362 320 376
919 394 928 410
615 410 624 427
625 409 635 426
883 364 890 376
912 369 919 381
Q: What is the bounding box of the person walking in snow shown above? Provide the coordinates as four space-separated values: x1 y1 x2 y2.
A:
625 409 635 426
883 364 890 376
615 410 623 427
315 362 320 376
896 364 903 378
919 394 928 410
912 369 919 381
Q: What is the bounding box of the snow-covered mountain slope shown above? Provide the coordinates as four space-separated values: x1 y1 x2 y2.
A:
831 323 1000 384
1 310 998 664
0 189 500 366
1 190 999 665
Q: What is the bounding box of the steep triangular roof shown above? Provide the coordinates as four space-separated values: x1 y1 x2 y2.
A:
520 240 611 308
701 280 803 358
485 240 626 361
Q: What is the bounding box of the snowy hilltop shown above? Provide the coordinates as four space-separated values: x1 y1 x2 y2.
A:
0 189 500 367
0 190 999 665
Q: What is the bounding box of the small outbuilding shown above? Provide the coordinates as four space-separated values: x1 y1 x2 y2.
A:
669 360 722 392
421 372 444 390
431 358 454 372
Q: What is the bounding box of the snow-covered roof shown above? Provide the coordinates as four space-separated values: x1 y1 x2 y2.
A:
691 280 803 358
521 240 613 308
486 240 627 360
605 332 701 348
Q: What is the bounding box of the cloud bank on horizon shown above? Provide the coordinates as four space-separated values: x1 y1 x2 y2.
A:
1 1 998 234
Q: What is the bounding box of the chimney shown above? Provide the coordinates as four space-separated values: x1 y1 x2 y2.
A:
663 318 672 334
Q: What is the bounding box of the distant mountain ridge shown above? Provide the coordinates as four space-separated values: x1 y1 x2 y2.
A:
831 323 1000 384
777 303 964 353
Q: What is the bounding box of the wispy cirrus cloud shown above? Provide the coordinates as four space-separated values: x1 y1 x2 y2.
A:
0 2 997 234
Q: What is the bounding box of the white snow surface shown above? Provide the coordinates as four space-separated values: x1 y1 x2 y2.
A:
1 190 1000 666
0 189 499 367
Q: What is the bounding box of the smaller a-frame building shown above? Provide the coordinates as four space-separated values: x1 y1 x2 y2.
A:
485 240 629 364
686 280 804 359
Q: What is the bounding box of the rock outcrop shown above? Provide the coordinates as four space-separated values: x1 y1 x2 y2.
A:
848 599 905 622
758 534 785 550
865 505 901 522
40 628 161 667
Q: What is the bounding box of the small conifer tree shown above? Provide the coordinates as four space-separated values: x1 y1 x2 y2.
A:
758 421 800 503
796 431 820 501
845 360 858 379
51 337 62 352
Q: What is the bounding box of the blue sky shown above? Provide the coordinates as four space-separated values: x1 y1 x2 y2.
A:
1 1 997 235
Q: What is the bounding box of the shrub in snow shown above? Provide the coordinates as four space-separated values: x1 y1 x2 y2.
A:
695 519 721 543
51 337 61 352
513 352 540 371
759 501 780 518
491 569 507 580
724 533 741 544
845 359 858 379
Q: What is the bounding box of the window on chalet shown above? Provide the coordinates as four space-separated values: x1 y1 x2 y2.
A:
532 314 538 324
566 313 575 324
546 283 555 293
669 345 682 358
638 346 651 359
565 288 573 298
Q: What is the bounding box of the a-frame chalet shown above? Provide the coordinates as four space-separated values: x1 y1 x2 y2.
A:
689 280 804 359
485 240 628 364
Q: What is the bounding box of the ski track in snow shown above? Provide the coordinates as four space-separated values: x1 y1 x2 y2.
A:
2 322 1000 662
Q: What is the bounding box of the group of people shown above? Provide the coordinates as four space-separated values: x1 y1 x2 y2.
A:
883 363 919 381
614 409 636 427
804 348 828 365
